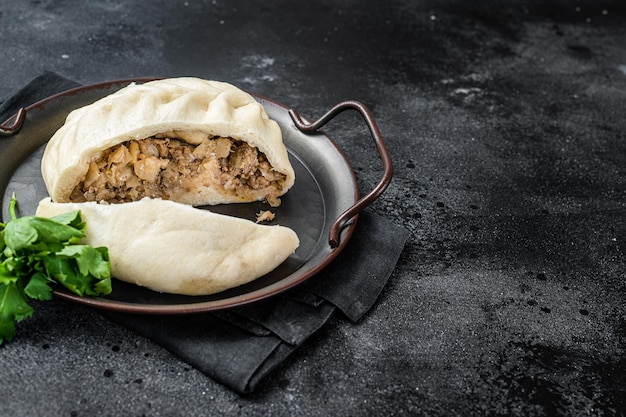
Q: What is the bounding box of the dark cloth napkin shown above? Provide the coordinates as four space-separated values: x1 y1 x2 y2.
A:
0 72 410 393
0 71 81 120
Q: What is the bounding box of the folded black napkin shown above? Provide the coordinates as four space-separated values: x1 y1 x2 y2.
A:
0 72 409 393
0 71 81 120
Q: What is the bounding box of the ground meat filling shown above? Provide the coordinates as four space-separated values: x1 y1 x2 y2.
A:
69 134 286 206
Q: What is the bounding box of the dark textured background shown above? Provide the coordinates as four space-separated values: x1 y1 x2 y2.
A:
1 1 626 415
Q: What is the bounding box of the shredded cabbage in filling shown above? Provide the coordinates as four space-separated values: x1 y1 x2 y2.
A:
69 133 286 206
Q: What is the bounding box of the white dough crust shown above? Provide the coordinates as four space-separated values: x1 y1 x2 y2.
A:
36 197 300 296
41 77 295 205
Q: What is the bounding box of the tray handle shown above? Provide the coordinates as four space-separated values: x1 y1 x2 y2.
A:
0 108 27 136
289 100 393 248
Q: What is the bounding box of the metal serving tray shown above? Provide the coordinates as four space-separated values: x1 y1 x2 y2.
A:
0 79 392 314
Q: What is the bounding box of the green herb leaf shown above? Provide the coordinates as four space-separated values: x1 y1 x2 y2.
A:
50 210 86 231
4 216 84 253
0 196 112 345
0 282 34 345
24 272 53 301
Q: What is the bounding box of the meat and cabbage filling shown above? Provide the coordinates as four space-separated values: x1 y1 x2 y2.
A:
69 133 287 206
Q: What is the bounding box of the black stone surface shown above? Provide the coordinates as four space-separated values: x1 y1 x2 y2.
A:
1 1 626 416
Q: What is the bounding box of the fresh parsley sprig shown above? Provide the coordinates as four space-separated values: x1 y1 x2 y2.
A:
0 196 111 345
